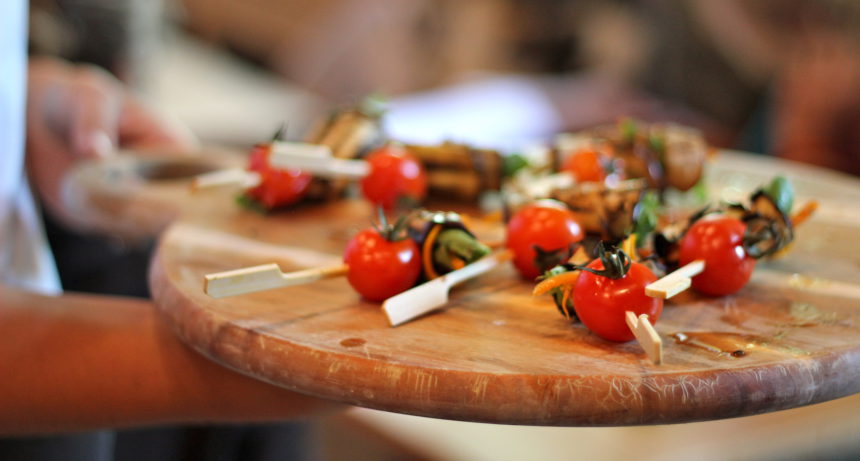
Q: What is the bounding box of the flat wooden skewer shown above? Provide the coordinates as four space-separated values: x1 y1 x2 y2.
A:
269 147 369 179
383 250 514 327
204 263 349 298
645 260 705 299
191 141 334 191
191 168 261 191
625 311 663 364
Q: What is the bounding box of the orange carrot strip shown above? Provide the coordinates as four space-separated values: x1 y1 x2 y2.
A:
422 224 443 280
533 271 581 296
450 257 466 270
791 200 818 228
559 285 573 318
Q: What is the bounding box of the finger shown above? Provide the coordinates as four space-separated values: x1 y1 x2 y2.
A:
25 112 78 223
67 66 123 160
119 96 198 154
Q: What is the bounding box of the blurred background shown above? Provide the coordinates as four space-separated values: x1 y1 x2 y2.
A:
29 0 860 172
24 0 860 460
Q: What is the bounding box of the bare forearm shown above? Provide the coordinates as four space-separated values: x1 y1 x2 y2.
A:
0 285 335 436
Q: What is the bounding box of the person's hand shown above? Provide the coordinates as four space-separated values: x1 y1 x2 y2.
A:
26 57 196 224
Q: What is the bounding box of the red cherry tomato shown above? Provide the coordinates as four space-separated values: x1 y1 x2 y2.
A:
562 148 606 183
246 144 312 209
343 228 422 301
573 259 662 342
679 216 756 296
506 201 584 280
360 145 427 210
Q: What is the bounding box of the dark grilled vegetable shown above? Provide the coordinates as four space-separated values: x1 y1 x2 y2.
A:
405 142 504 202
408 210 491 280
742 177 795 258
304 102 384 200
550 179 646 242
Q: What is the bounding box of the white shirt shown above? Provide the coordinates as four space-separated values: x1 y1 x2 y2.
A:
0 0 61 294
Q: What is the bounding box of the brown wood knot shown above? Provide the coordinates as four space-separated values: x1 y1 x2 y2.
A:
340 338 367 348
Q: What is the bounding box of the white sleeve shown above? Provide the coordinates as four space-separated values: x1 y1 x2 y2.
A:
0 0 61 294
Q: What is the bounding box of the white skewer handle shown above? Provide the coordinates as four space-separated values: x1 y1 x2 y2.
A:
625 311 663 365
270 152 368 179
204 263 349 298
383 250 513 327
445 249 513 286
191 168 261 191
645 260 705 299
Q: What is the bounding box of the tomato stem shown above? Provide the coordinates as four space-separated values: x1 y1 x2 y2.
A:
372 206 411 242
532 243 578 277
575 242 632 279
270 123 287 143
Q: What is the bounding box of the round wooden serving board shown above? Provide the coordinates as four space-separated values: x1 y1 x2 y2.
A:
147 152 860 426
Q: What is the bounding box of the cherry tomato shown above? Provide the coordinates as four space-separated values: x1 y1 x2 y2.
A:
573 259 662 342
679 215 756 296
360 145 427 210
246 144 312 209
343 228 422 301
562 148 606 183
506 201 584 280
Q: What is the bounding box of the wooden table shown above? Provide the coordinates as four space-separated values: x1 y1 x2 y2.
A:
69 150 860 425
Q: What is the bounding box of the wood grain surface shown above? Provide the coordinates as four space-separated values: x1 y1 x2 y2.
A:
140 151 860 425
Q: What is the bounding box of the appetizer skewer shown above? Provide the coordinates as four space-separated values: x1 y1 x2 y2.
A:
194 137 427 211
272 142 427 210
202 209 491 304
646 176 817 299
533 242 664 364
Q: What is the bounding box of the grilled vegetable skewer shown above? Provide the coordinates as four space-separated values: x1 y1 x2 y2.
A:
272 142 427 210
649 176 817 297
408 211 491 281
194 136 427 211
202 209 489 301
533 242 663 364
